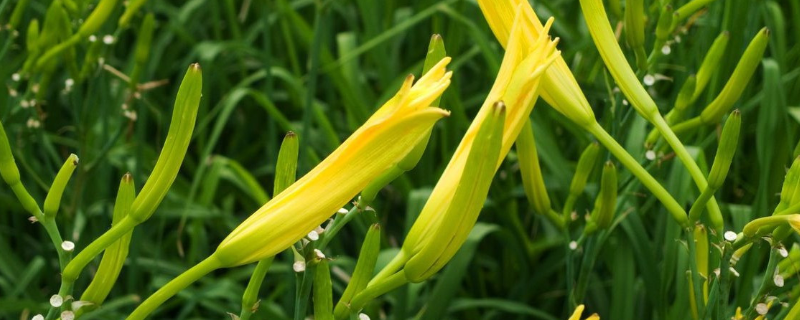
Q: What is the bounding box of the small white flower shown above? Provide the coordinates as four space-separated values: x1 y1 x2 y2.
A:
11 73 20 81
643 74 656 86
314 249 325 259
622 99 629 106
61 241 75 252
774 274 784 287
32 314 44 320
123 110 138 121
756 303 768 315
9 88 18 97
307 230 319 241
20 100 30 108
31 83 40 93
50 294 63 307
358 313 370 320
674 35 682 43
65 78 75 89
661 45 672 55
89 35 97 42
102 35 115 44
569 241 578 250
61 310 75 320
645 150 657 161
293 261 306 273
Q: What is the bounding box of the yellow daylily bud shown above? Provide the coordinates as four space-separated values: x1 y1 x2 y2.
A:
477 0 595 126
403 102 505 282
398 9 559 270
214 58 453 267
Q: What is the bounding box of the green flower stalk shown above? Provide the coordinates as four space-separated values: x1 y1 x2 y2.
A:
515 120 554 220
333 224 380 319
0 120 40 218
654 5 674 43
586 161 618 234
623 0 648 70
63 63 203 285
563 142 601 221
43 154 79 220
742 214 800 238
36 0 120 70
78 173 135 313
8 0 30 30
579 0 722 230
692 32 730 102
127 58 453 320
688 110 740 223
313 259 334 320
479 0 688 227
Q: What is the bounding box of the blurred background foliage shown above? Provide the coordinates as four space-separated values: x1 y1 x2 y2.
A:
0 0 799 319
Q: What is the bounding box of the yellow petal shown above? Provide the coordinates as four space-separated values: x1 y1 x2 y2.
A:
569 305 586 320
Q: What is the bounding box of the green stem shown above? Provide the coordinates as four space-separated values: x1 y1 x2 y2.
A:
345 272 408 318
239 257 275 320
318 207 358 249
126 256 223 320
64 215 139 283
744 248 780 318
652 116 723 231
586 122 688 227
669 116 704 137
686 228 706 318
562 194 578 223
689 187 716 223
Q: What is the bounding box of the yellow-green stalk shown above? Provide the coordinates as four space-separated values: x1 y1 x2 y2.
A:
43 154 79 220
333 224 381 319
579 0 722 231
36 0 120 70
0 120 40 218
313 259 334 320
119 0 150 28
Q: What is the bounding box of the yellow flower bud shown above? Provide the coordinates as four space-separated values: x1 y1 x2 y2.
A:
214 59 453 267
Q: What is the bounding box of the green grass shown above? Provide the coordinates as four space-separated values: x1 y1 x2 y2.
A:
1 0 799 319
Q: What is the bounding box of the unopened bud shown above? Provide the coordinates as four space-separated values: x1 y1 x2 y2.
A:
655 5 674 41
707 110 741 190
590 161 618 230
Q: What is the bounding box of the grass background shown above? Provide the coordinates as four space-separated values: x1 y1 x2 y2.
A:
1 0 799 319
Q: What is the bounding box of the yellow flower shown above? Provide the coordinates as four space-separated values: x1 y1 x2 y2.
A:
214 58 453 267
569 304 600 320
369 6 559 284
477 0 595 126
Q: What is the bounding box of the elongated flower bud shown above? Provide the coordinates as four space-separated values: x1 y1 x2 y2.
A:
589 161 617 230
623 0 648 70
79 174 135 311
43 154 79 219
274 132 299 196
130 13 156 89
778 157 800 211
694 31 730 101
129 64 202 222
213 59 453 267
743 214 800 237
655 5 674 42
516 120 551 216
313 259 334 320
361 34 446 204
36 0 119 70
119 0 149 28
403 102 505 282
570 142 601 196
699 28 769 125
707 110 741 190
694 225 709 279
0 121 40 217
27 20 40 54
334 224 380 319
675 0 719 23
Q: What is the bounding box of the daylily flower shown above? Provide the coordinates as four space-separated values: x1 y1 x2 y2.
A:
569 304 600 320
127 57 453 320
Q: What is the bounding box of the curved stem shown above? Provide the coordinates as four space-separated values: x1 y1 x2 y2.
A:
652 116 723 231
744 248 780 318
127 255 223 320
345 272 408 318
586 122 688 227
239 256 275 320
689 187 716 223
64 215 138 282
